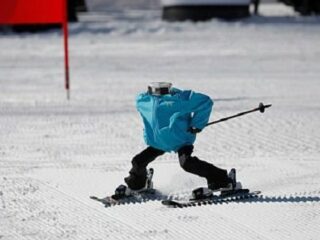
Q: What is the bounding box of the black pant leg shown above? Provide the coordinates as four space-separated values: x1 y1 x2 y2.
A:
178 145 229 185
125 146 165 190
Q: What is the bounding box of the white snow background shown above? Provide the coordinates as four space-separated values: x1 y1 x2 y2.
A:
1 2 320 240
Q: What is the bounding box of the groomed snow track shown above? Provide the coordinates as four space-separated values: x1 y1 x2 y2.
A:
1 177 320 240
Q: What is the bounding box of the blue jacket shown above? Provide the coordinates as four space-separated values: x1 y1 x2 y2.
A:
136 88 213 152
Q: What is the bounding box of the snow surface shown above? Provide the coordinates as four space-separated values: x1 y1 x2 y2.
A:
1 3 320 240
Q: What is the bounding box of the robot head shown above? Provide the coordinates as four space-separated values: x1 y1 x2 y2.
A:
148 82 172 96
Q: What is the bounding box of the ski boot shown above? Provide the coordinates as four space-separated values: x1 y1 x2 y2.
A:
227 168 242 190
192 168 242 200
208 168 242 192
206 168 235 193
112 168 154 200
220 168 246 197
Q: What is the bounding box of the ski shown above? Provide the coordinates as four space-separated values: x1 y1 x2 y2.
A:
90 188 164 207
162 189 261 208
90 168 166 207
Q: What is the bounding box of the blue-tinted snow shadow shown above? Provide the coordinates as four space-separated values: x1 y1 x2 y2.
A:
242 15 320 26
173 194 320 208
241 194 320 204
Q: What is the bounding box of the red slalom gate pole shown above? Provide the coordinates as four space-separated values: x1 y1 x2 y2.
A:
63 0 70 100
0 0 70 100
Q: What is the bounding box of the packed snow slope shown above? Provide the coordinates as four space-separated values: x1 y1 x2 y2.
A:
1 3 320 240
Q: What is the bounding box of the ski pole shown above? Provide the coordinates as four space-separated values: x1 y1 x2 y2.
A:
206 102 272 127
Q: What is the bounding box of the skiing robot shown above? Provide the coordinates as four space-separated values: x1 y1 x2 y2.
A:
116 82 241 198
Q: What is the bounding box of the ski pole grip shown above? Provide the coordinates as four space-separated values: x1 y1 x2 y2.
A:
258 102 272 113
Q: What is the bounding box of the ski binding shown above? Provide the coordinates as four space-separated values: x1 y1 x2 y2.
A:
90 168 160 207
162 187 261 208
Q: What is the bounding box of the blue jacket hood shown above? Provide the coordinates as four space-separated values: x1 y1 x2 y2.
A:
136 88 213 152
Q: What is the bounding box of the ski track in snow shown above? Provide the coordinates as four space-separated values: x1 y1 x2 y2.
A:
1 177 319 239
1 3 320 240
